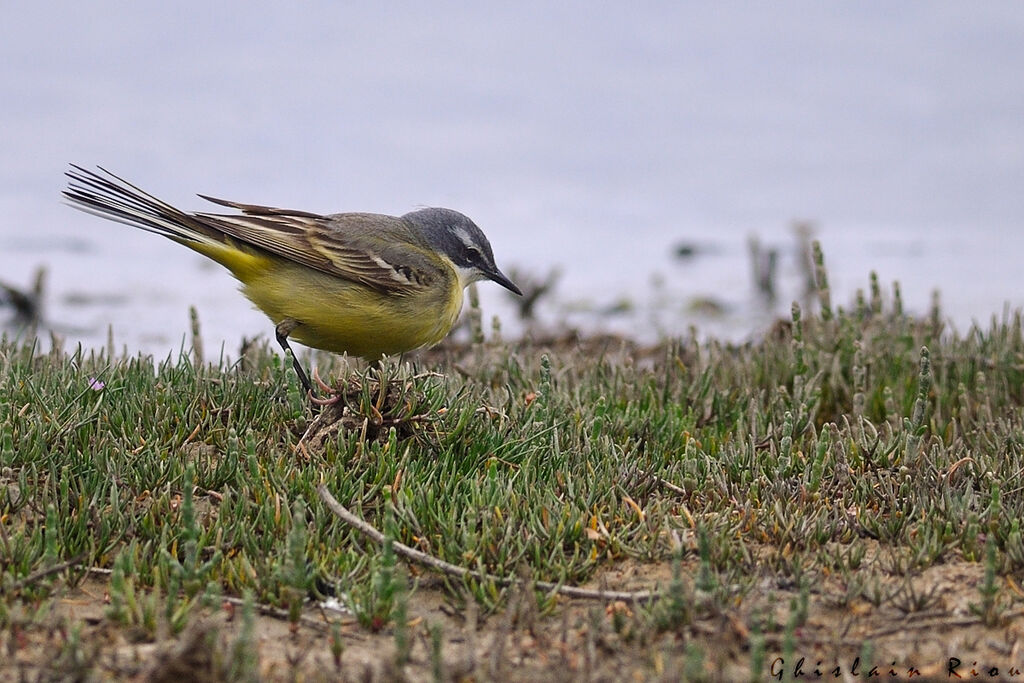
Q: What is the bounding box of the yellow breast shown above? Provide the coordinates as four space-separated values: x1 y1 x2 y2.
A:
238 257 464 359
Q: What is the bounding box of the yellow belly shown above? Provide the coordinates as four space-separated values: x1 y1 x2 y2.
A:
239 260 464 359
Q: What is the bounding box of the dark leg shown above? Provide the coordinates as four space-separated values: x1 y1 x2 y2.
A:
275 318 312 395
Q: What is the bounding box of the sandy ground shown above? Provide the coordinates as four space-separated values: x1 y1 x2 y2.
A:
4 548 1024 681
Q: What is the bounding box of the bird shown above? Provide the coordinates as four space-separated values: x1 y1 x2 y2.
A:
63 165 522 393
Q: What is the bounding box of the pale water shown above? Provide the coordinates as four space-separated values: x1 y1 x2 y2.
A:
2 2 1023 355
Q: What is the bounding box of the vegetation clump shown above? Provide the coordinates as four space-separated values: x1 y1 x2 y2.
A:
2 260 1024 680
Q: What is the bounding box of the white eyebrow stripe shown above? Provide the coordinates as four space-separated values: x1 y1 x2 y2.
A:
452 227 475 249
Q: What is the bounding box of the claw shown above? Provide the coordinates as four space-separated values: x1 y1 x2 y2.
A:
309 366 343 405
310 392 343 406
312 365 336 395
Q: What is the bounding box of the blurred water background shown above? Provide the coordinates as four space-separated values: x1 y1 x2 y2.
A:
3 3 1024 356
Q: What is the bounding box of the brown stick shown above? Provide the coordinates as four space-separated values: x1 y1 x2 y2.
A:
2 553 86 594
316 484 656 603
635 467 687 496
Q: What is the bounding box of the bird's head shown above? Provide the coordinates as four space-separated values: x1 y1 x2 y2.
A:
404 208 522 295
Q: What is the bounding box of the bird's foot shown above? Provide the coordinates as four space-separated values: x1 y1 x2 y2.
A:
309 366 344 406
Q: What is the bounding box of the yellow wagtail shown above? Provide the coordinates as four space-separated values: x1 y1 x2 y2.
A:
63 166 522 392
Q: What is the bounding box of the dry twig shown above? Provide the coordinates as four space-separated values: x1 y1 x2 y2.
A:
1 553 86 594
317 484 657 603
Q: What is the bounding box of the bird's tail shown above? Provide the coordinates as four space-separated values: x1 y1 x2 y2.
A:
63 165 224 248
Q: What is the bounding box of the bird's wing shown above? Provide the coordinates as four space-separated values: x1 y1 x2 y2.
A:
195 199 442 295
65 168 442 295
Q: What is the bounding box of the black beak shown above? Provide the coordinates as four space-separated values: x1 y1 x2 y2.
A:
486 267 522 296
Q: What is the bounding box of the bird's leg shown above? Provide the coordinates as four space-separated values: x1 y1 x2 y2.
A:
275 318 313 395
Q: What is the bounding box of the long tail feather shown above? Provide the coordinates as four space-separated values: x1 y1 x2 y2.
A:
63 165 218 245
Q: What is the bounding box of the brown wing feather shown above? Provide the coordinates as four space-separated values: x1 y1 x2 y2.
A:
193 207 440 295
197 194 324 219
65 167 445 297
306 220 440 291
